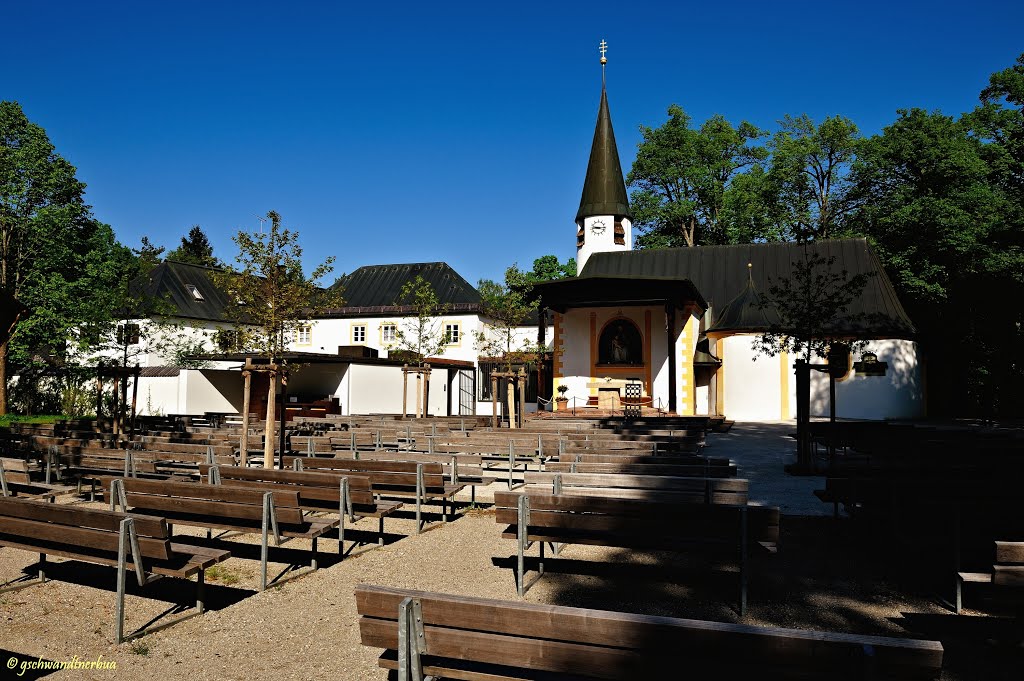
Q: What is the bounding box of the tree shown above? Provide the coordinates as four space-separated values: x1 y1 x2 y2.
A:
475 267 534 370
216 210 339 466
391 275 450 364
0 101 113 414
134 237 165 268
167 225 220 267
627 105 766 248
766 114 861 241
752 250 874 470
752 250 874 364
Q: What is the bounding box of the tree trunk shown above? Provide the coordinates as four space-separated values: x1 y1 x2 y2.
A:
263 370 276 469
507 380 517 429
0 341 7 415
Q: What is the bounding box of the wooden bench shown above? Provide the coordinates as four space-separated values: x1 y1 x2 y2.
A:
0 457 75 499
355 585 944 680
523 471 748 505
956 541 1024 614
544 460 737 477
494 490 778 614
282 457 465 533
345 450 499 502
106 477 337 590
198 464 401 549
0 496 228 642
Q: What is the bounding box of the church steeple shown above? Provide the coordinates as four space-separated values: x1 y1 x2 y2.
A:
576 86 631 222
576 40 632 271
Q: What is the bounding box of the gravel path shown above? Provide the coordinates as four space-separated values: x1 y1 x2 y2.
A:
1 425 1019 680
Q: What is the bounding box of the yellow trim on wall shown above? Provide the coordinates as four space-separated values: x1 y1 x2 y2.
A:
678 315 694 415
715 339 725 416
441 320 463 347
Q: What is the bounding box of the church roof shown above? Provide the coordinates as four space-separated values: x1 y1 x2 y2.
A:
132 260 234 323
329 262 481 310
704 267 780 335
578 239 917 338
576 87 632 222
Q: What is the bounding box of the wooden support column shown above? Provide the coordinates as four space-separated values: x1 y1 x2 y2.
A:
240 368 252 466
537 308 547 403
666 305 677 414
491 374 498 428
128 364 140 442
402 364 409 417
517 368 526 428
422 364 431 418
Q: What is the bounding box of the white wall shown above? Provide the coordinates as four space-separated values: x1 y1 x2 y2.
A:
809 339 924 420
347 364 408 415
137 376 181 415
303 314 484 364
721 335 784 421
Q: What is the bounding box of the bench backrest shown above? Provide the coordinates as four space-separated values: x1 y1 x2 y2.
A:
0 457 31 484
115 478 304 526
545 461 736 477
281 457 448 492
994 541 1024 586
0 496 172 561
355 584 943 680
197 464 374 508
523 472 748 505
494 491 778 547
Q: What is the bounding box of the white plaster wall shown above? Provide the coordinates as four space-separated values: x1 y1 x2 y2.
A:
181 369 240 415
427 370 448 416
304 314 484 363
556 309 592 408
721 335 783 421
136 377 181 415
347 364 407 415
809 339 924 420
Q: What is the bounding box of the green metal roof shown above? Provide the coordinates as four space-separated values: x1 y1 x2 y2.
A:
576 87 632 222
579 239 917 339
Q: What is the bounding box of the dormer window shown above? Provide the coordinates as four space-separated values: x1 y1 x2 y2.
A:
185 284 205 301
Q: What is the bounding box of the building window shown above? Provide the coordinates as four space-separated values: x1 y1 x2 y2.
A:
185 284 205 301
381 323 397 343
294 325 312 345
444 323 460 345
117 323 140 345
614 218 625 246
352 325 366 343
576 223 585 247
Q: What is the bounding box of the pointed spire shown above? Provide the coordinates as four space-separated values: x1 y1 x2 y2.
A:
576 43 631 222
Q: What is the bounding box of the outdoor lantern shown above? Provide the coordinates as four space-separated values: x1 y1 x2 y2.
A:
853 351 888 376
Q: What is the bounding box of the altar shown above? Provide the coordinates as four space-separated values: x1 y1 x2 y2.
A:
586 379 646 409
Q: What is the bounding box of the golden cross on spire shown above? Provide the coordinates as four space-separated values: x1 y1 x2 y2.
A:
599 39 608 64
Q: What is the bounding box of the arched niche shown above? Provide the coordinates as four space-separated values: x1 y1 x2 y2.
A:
597 318 643 366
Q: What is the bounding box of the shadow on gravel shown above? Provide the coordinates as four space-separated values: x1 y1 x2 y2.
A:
0 649 59 680
14 560 253 611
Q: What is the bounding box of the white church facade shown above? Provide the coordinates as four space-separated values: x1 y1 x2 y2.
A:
109 60 924 423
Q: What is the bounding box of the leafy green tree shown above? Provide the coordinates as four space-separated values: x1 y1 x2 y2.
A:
0 101 118 414
627 105 766 247
766 114 861 241
475 267 534 370
167 225 220 267
752 251 874 363
391 275 450 364
134 236 165 268
217 210 337 359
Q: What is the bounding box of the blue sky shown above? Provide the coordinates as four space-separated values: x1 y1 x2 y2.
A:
4 1 1022 286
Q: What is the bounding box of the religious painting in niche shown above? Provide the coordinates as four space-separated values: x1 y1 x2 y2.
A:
598 320 643 366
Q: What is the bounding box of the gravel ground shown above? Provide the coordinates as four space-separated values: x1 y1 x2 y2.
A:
2 429 1022 680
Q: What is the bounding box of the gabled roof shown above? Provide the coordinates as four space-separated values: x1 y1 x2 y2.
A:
330 262 481 309
579 239 916 338
134 260 234 323
576 86 631 222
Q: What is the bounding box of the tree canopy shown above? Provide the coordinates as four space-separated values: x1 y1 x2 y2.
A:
167 225 220 267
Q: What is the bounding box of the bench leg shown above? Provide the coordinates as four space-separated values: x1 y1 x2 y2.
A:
260 526 269 592
955 575 962 615
196 570 206 614
379 516 385 547
739 507 748 617
38 553 46 583
115 531 128 644
311 537 319 571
